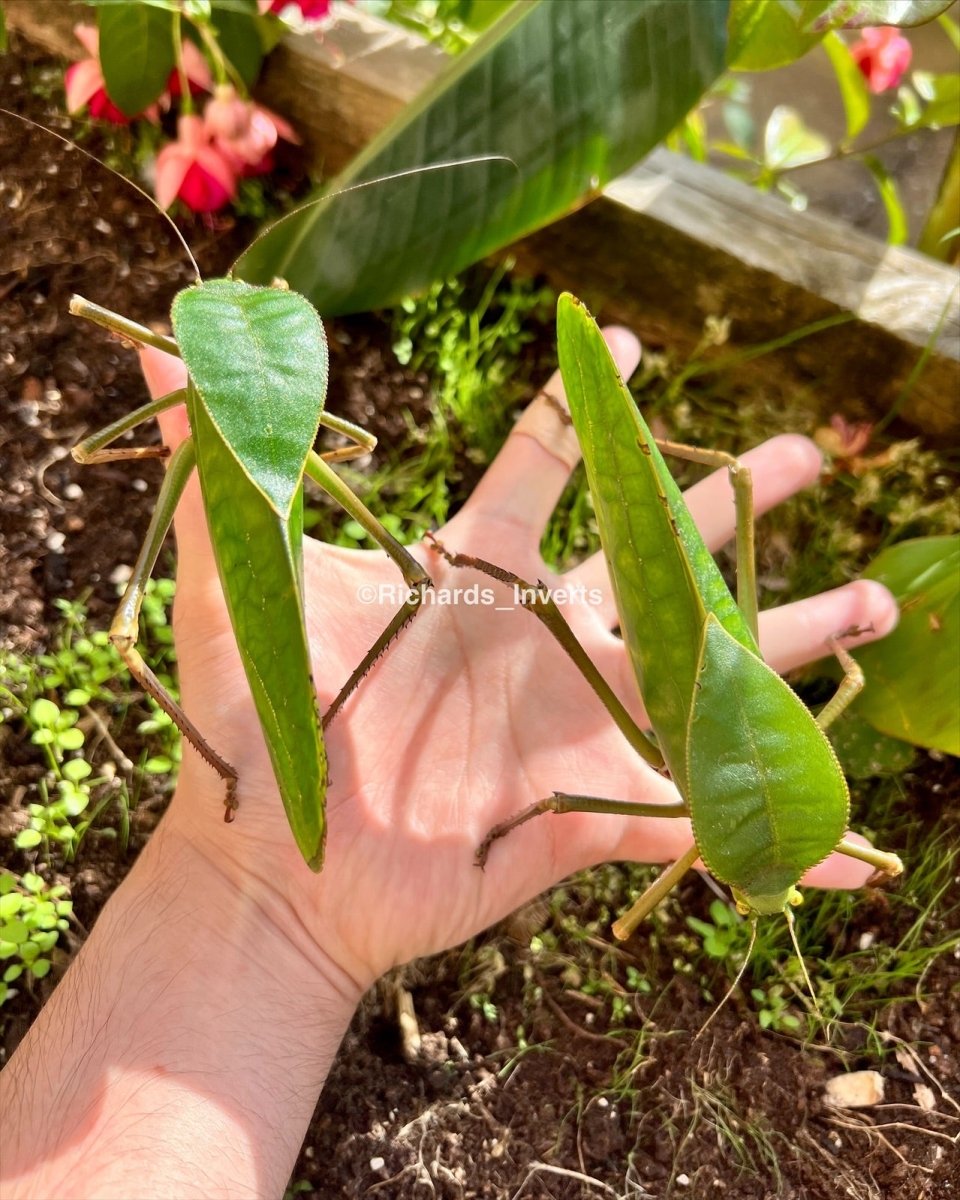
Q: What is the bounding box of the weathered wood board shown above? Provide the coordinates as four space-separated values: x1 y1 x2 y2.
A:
7 0 957 434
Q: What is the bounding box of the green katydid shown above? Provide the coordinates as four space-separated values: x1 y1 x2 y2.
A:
20 113 510 871
433 293 903 964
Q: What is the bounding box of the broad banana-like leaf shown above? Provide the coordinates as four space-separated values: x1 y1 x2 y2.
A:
234 0 729 314
853 535 960 755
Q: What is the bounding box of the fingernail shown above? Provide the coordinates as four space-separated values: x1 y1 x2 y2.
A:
856 579 900 637
601 326 641 377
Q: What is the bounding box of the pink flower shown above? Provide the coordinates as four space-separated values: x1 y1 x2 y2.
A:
155 115 237 213
259 0 334 18
850 27 912 94
165 39 213 99
64 24 159 124
204 87 300 176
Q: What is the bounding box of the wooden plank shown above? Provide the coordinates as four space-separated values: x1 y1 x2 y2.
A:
7 2 957 433
511 151 959 436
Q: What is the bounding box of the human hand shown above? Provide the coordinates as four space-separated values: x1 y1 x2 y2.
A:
141 330 897 997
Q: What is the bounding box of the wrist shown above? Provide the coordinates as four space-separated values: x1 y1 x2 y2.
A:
150 791 365 1013
1 788 361 1200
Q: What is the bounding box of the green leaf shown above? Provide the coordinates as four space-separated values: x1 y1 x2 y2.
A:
63 759 93 783
2 920 29 945
15 830 42 850
912 72 960 130
30 958 52 979
806 1 956 29
144 756 174 774
829 709 917 778
65 688 92 707
852 536 960 754
209 1 265 89
728 0 831 70
0 894 23 920
29 698 59 728
763 105 830 169
863 154 909 243
98 3 176 117
3 964 23 984
822 31 871 141
234 0 729 314
56 728 85 752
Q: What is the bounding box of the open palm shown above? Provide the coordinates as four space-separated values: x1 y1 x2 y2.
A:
140 333 897 994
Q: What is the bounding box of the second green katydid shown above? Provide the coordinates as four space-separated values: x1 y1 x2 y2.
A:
72 276 430 871
434 293 902 947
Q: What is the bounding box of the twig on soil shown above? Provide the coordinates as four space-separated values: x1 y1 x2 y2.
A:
509 1162 619 1199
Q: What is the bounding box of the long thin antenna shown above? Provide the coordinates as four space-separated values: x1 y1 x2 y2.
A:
236 154 519 267
786 905 822 1021
696 917 758 1041
0 108 202 281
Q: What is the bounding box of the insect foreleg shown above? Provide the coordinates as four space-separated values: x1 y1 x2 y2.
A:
109 437 239 813
69 296 181 358
655 439 757 641
316 411 377 465
303 450 432 727
72 390 186 465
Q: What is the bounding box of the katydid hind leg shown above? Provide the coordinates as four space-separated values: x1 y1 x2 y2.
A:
836 837 903 880
304 451 431 727
477 792 687 867
815 632 905 879
816 629 868 731
110 437 239 814
427 537 664 770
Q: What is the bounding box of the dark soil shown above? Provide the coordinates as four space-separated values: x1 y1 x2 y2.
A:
2 37 958 1200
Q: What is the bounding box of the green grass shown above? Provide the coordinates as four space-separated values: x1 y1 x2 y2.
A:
0 579 180 875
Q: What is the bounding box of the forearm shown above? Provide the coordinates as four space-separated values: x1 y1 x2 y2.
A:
0 807 359 1200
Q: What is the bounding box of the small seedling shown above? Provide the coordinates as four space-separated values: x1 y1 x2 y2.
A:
0 872 73 1006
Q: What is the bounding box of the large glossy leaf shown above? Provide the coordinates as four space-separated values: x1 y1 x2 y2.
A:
234 0 729 314
806 0 956 29
728 0 831 70
852 536 960 755
98 3 175 117
728 0 953 73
